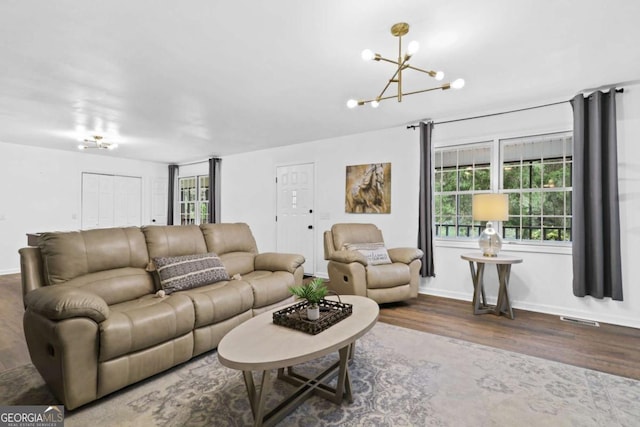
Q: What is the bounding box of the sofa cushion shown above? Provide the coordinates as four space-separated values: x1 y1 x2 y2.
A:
153 253 230 295
200 223 258 256
176 280 254 328
219 252 255 276
366 263 410 289
344 242 392 265
142 225 208 259
39 228 149 285
99 293 195 362
242 270 295 309
57 267 156 306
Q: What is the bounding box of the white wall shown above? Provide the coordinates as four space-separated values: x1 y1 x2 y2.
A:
3 87 637 328
221 126 420 279
0 142 167 274
221 85 640 328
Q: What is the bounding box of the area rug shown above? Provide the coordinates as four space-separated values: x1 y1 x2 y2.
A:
1 322 638 426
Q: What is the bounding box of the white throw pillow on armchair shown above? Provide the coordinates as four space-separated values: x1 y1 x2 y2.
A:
343 242 392 265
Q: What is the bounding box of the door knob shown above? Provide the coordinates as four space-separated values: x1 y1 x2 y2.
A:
308 225 313 229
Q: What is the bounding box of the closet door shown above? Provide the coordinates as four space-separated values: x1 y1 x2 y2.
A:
82 173 141 229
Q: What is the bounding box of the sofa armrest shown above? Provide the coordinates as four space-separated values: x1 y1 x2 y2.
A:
255 252 305 274
327 250 368 266
388 247 424 265
19 247 45 297
24 286 109 323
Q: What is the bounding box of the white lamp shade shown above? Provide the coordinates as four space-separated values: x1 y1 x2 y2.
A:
472 194 509 221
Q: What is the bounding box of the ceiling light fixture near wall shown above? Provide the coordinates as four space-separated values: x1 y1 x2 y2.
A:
347 22 465 109
78 135 118 150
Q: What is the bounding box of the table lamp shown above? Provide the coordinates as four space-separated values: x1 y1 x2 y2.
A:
472 193 509 257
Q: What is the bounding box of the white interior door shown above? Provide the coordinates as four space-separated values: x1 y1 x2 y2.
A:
276 164 315 275
151 177 168 225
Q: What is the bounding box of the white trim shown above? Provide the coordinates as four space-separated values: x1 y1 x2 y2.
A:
418 289 640 329
0 268 20 275
434 238 572 256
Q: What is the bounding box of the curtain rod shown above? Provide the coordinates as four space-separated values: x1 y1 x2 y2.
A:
178 157 220 167
406 88 624 129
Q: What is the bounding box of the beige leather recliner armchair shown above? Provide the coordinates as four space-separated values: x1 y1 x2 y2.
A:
323 223 423 304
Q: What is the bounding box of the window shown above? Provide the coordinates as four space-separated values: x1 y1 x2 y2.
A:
502 134 572 242
179 175 209 225
434 143 491 238
434 132 572 244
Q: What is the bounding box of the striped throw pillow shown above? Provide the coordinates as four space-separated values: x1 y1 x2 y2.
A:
153 253 229 294
344 242 392 265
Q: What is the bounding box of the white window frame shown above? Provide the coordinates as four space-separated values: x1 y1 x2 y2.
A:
179 175 209 225
433 131 573 255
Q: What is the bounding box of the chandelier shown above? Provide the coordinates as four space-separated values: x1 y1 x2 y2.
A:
78 135 117 150
347 22 465 108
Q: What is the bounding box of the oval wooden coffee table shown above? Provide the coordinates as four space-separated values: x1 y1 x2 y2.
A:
218 295 379 427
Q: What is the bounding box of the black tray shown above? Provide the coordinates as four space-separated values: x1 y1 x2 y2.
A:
273 298 353 335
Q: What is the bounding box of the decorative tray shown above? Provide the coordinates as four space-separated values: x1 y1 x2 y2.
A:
273 298 353 335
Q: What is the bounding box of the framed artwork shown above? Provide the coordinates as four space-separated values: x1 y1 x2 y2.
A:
345 163 391 213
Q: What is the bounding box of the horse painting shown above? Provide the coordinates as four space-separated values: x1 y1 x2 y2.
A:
345 163 391 213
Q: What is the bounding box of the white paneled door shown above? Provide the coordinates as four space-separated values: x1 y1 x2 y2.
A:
150 177 168 225
276 164 315 275
82 173 141 229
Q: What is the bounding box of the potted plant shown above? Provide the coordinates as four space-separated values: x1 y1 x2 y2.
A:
289 278 328 321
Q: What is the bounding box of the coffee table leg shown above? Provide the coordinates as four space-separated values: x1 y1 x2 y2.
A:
337 345 353 403
240 343 356 426
242 370 271 427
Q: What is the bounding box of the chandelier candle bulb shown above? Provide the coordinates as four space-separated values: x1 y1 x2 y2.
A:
451 78 465 89
407 40 420 55
361 49 375 61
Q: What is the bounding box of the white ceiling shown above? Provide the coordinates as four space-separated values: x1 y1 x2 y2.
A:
1 0 639 164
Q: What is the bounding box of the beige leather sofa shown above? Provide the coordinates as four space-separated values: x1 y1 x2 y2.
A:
324 223 423 304
19 223 304 410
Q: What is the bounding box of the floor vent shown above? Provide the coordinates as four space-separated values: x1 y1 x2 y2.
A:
560 316 600 327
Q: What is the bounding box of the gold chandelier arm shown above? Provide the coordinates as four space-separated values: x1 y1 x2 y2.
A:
361 83 450 105
365 93 406 103
376 56 401 66
405 64 439 78
376 56 411 101
402 84 450 97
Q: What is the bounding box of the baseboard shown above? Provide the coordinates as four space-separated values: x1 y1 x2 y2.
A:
512 300 640 329
0 268 20 275
419 288 640 329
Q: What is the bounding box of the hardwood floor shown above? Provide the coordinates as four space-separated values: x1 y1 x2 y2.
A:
2 273 639 381
0 273 28 372
379 295 640 380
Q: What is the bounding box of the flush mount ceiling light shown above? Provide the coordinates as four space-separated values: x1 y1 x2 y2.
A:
78 135 118 150
347 22 465 109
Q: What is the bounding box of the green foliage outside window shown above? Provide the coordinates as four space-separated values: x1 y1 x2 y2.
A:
435 133 572 243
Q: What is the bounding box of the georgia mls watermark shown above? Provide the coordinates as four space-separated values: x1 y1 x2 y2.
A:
0 405 64 427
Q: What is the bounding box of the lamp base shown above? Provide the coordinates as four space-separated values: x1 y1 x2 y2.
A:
478 222 502 257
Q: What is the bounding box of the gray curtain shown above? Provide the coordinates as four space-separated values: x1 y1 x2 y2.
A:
570 90 623 300
167 164 179 225
208 158 221 223
418 121 435 277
